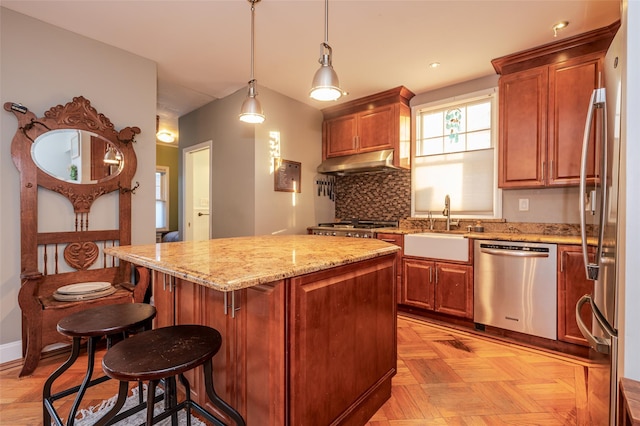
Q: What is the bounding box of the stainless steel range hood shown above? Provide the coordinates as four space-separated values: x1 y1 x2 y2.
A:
316 149 398 175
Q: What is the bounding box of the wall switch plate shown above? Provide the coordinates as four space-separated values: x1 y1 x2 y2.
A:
518 198 529 211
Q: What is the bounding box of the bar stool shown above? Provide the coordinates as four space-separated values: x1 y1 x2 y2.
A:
43 303 157 426
95 324 245 426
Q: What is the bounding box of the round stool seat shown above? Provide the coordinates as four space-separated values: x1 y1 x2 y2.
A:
102 324 222 382
57 303 157 338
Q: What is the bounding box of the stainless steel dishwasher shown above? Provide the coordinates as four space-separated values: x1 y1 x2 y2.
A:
474 240 557 340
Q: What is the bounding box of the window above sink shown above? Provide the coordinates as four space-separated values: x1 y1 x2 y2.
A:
411 87 502 220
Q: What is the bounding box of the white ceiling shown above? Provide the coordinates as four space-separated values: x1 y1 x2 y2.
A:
2 1 620 140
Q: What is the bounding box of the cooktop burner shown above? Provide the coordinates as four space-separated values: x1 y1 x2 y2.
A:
317 220 398 229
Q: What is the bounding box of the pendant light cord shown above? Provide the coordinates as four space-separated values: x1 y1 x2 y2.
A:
323 0 329 44
250 0 256 81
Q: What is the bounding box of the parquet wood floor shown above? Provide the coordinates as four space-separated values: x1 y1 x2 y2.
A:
0 315 591 425
367 316 590 425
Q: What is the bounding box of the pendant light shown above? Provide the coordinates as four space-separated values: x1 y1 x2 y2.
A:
310 0 344 101
239 0 265 124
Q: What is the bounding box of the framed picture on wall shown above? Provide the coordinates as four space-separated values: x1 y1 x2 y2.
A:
274 159 301 193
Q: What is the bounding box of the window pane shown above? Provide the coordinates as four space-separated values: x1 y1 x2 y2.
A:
444 133 465 153
421 111 443 138
155 172 162 199
467 130 492 151
419 137 444 156
467 101 491 132
155 200 166 229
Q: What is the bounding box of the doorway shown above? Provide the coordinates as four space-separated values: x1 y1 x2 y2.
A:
183 141 212 241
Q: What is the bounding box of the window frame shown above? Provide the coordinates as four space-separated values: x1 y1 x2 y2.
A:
411 87 502 219
155 166 170 232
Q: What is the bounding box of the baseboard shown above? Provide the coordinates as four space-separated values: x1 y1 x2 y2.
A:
0 340 22 365
0 340 72 371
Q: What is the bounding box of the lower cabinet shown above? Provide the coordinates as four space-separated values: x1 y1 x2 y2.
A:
151 271 286 424
557 244 595 346
150 256 395 425
402 258 473 319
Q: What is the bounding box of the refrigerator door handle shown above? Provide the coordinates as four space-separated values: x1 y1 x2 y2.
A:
576 294 617 354
579 88 607 280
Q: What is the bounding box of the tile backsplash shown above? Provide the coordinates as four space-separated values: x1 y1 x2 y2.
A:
335 169 411 221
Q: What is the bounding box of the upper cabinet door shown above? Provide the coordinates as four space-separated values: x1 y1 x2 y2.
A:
324 113 358 158
548 53 603 186
357 104 395 153
498 67 548 188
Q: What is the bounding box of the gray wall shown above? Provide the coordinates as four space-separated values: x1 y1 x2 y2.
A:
0 8 157 361
179 86 334 238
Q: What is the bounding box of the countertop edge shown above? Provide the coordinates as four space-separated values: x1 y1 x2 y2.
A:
105 242 399 292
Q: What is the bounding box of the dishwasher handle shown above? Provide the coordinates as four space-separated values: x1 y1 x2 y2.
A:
480 247 549 258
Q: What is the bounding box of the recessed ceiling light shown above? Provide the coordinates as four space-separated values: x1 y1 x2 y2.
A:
552 21 569 37
428 62 441 69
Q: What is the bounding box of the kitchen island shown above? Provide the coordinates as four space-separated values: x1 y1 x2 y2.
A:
105 235 399 426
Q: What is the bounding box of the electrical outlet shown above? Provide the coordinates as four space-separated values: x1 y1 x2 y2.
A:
518 198 529 211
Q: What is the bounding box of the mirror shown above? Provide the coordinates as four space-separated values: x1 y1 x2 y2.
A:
31 129 124 184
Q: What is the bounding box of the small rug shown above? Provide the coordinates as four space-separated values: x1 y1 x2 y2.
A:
73 385 206 426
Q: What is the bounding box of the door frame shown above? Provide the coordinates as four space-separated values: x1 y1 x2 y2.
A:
182 140 213 241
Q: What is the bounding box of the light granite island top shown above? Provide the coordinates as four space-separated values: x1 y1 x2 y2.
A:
105 234 399 426
105 234 399 292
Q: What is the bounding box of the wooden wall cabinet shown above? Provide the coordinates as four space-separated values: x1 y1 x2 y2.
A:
377 233 404 303
322 86 415 169
493 22 619 189
557 244 595 346
402 257 473 319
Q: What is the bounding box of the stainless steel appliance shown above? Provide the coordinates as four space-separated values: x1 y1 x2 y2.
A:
474 240 557 340
309 219 398 238
576 21 624 426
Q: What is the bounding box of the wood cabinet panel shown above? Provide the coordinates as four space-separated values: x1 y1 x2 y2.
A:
289 255 396 425
435 263 473 319
557 245 595 346
548 54 603 186
402 258 435 310
325 114 358 157
498 67 547 187
377 233 403 304
358 105 395 152
151 271 174 328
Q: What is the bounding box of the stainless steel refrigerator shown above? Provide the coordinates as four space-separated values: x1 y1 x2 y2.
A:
577 20 624 426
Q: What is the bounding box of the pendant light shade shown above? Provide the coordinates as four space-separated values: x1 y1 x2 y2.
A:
310 0 344 101
239 0 265 124
103 146 120 164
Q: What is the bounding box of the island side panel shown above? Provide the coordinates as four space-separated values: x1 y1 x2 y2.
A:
289 254 397 425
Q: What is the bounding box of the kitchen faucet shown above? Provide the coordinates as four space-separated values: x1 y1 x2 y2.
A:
443 194 459 231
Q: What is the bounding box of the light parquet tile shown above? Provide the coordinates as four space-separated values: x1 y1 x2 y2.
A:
365 316 594 425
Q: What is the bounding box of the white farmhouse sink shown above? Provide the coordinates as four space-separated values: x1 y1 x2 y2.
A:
404 233 470 262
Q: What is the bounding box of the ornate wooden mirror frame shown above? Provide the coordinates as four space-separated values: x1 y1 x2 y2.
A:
4 96 148 377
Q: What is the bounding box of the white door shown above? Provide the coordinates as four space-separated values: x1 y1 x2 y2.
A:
183 141 212 241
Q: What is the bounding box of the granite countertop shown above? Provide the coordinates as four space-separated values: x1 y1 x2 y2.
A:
105 235 399 292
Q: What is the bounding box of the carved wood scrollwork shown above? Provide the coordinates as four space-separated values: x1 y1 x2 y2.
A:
44 96 140 144
63 242 99 270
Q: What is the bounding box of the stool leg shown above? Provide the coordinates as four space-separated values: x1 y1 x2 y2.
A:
203 359 246 426
93 381 129 426
147 379 159 425
43 336 82 426
178 374 192 426
67 336 100 426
